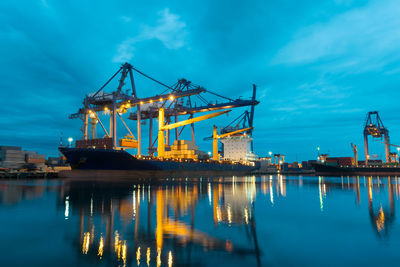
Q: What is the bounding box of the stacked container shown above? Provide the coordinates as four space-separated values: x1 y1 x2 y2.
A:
164 140 200 160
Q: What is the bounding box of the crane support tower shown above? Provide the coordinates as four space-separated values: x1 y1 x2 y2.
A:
363 111 390 164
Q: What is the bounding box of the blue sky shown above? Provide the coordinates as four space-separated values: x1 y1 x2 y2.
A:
1 0 400 161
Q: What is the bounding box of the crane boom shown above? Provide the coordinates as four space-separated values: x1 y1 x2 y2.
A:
218 127 253 138
380 142 400 148
158 108 231 157
161 110 231 130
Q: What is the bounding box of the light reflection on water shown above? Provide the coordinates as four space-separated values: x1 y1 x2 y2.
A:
0 175 400 266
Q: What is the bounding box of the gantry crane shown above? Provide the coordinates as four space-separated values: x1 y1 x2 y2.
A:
364 111 390 164
68 63 259 158
129 79 259 155
351 143 358 167
212 126 253 161
157 108 231 158
204 102 257 158
69 63 203 155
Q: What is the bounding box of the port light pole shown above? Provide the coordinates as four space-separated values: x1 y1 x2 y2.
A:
68 137 73 147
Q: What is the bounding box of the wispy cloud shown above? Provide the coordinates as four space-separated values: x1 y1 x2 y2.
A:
273 0 400 73
113 8 188 62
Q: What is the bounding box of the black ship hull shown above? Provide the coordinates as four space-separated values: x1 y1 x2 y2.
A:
59 147 257 177
312 163 400 176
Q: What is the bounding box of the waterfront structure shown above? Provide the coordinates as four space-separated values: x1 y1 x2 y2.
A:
363 111 390 164
68 63 259 158
60 62 259 174
0 146 46 170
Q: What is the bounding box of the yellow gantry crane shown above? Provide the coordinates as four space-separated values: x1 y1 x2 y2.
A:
212 126 253 161
158 108 231 158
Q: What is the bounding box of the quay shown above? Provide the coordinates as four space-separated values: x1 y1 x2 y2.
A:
0 171 58 179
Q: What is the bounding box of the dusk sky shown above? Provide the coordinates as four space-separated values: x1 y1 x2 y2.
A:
1 0 400 161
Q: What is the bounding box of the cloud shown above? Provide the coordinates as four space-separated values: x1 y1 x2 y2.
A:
120 16 132 22
113 39 136 63
2 0 400 161
273 0 400 73
113 8 187 62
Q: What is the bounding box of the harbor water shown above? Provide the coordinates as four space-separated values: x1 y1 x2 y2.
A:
0 175 399 266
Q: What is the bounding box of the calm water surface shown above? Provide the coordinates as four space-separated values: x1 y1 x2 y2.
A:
0 175 399 266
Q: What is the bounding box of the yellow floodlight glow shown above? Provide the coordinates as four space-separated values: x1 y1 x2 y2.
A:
146 247 150 266
168 251 173 267
169 95 174 100
140 101 144 105
157 248 161 267
122 241 127 265
159 98 163 101
98 236 104 258
82 232 90 254
150 99 153 103
136 247 141 266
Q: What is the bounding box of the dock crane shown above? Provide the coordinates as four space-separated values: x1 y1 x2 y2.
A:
68 62 259 158
129 79 259 155
351 143 358 167
380 142 400 163
363 111 390 164
158 108 231 158
69 63 208 153
212 126 253 161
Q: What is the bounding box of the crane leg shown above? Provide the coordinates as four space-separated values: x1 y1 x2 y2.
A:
137 105 141 156
149 117 153 156
158 108 165 158
385 132 390 163
84 113 88 140
112 99 117 148
190 114 195 143
175 112 179 142
213 126 218 161
364 131 369 165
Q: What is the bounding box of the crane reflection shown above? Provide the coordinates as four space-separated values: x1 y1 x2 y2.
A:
58 178 263 266
51 174 400 266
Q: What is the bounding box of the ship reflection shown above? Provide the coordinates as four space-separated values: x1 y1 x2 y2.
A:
47 174 400 266
315 175 398 238
59 178 262 266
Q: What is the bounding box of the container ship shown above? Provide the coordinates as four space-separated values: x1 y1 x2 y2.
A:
59 147 257 174
312 156 400 176
312 110 400 176
312 162 400 176
59 63 260 176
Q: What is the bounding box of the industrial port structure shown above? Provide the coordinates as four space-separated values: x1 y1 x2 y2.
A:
68 63 259 162
313 110 400 175
363 111 391 164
